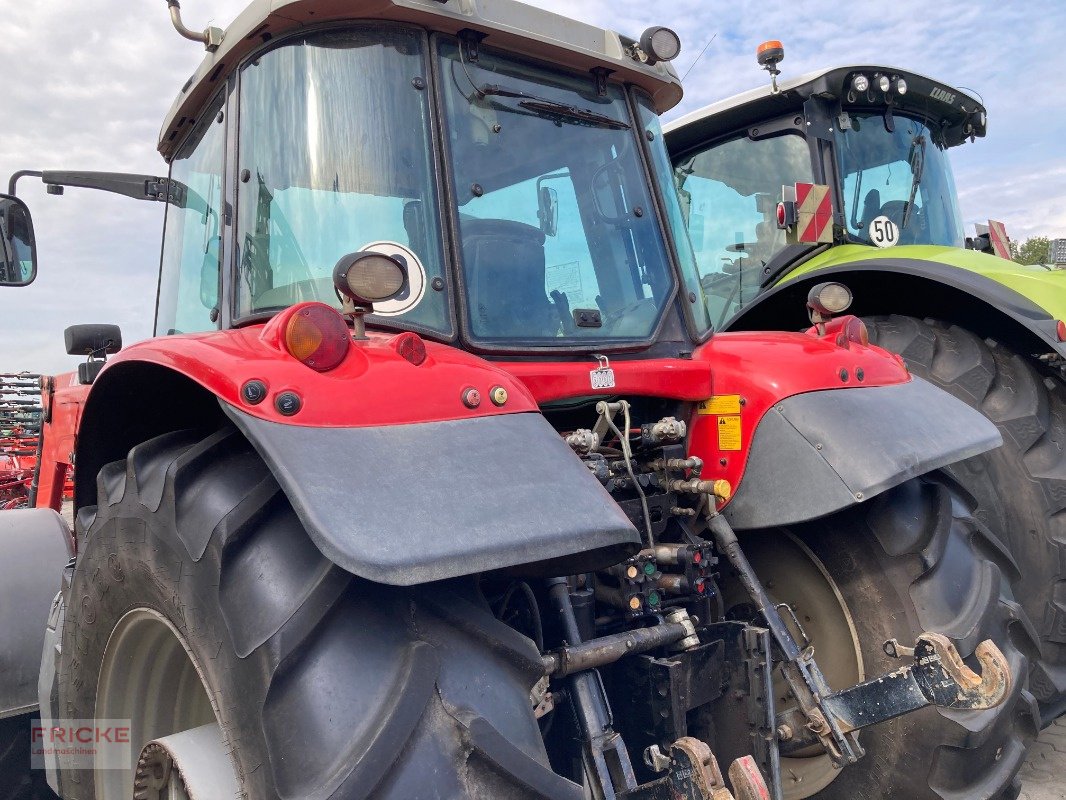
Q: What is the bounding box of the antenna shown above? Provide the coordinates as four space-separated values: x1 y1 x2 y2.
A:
681 33 717 82
166 0 225 52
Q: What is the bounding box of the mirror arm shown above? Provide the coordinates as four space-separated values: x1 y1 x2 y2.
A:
8 170 183 204
7 171 44 196
39 171 180 204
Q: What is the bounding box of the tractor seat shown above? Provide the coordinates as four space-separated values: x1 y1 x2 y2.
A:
860 188 881 234
462 218 557 338
878 199 925 244
877 200 908 226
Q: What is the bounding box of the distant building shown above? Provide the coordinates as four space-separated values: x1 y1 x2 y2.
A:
1053 238 1066 266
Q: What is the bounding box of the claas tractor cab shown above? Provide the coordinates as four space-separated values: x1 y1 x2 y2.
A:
666 45 1066 729
0 5 1038 800
666 56 994 328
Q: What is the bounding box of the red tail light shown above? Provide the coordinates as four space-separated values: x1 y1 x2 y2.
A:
283 304 350 372
1057 320 1066 342
842 316 869 346
814 315 869 348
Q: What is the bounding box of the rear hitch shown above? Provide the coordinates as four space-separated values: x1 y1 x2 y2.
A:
706 513 863 768
706 513 1011 768
622 738 770 800
777 632 1011 754
546 578 773 800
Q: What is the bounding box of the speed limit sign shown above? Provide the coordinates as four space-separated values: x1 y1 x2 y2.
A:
869 215 899 248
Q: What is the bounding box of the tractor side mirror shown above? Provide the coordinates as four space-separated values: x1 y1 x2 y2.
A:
64 324 123 385
0 194 37 287
537 186 559 237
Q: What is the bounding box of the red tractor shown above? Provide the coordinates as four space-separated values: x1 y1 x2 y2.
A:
0 2 1038 799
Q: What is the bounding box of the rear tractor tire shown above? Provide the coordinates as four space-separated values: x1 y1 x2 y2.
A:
727 474 1039 800
56 427 573 800
866 314 1066 719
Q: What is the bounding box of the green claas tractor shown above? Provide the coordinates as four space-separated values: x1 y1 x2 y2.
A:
0 7 1044 800
665 49 1066 730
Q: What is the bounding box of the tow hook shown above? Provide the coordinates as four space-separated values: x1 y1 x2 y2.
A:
706 512 1011 768
630 738 771 800
777 632 1010 756
896 633 1010 711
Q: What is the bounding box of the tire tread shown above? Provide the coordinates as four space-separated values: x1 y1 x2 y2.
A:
866 314 1066 712
59 427 560 800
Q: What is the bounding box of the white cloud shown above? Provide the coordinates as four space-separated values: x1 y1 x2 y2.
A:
1 0 1063 373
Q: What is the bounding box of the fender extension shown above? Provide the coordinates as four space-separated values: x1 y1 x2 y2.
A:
724 376 1000 529
223 406 641 585
0 509 71 718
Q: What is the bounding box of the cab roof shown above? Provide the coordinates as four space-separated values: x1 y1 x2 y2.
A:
664 64 986 157
159 0 683 159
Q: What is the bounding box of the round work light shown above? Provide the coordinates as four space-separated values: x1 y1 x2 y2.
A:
333 251 407 307
807 282 854 316
640 27 681 65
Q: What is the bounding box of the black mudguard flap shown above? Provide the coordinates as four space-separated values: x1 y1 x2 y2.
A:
725 376 1001 530
224 406 640 585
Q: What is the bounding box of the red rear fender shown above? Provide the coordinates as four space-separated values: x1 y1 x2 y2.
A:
71 320 538 511
686 331 910 494
104 322 538 428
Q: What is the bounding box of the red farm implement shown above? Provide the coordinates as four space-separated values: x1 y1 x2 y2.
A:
0 373 43 509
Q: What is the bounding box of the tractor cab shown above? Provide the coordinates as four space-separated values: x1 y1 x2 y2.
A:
2 2 716 351
665 59 985 328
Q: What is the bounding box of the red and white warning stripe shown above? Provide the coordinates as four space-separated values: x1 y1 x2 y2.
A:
794 183 833 244
987 219 1011 260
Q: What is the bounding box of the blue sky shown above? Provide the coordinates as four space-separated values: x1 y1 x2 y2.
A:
1 0 1063 373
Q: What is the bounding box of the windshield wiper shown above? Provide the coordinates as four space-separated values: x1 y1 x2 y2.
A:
518 100 631 130
901 135 926 230
478 83 630 130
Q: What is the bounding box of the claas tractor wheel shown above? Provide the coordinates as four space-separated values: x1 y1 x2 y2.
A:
724 474 1038 800
55 427 563 799
867 314 1066 720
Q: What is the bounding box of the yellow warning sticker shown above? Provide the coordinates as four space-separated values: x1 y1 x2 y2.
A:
698 395 742 415
717 416 742 451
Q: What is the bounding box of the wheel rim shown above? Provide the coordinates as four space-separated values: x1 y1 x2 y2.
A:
723 531 863 800
94 608 222 798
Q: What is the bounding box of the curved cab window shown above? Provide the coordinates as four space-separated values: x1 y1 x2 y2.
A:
673 133 813 329
836 113 964 248
236 27 448 335
157 92 226 336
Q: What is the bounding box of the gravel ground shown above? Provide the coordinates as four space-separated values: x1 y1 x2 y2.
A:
51 501 1066 796
1020 717 1066 800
